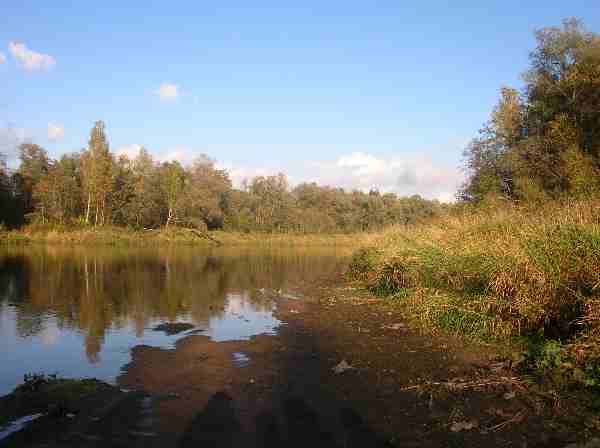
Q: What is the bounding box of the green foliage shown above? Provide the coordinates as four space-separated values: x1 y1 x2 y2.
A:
347 247 380 279
1 123 444 234
371 259 413 295
519 224 600 330
461 19 600 203
525 338 564 370
514 336 600 389
17 143 50 215
0 374 107 426
435 306 498 340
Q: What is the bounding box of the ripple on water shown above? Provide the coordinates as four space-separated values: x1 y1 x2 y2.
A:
232 352 251 368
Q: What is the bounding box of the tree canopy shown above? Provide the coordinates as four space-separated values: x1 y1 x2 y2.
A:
0 122 442 232
461 18 600 203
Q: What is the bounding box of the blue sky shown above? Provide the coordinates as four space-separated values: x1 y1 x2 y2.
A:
1 1 598 201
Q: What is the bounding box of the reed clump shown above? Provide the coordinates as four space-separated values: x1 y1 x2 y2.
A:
349 199 600 387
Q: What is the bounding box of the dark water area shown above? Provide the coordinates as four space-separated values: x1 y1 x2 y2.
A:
0 246 350 395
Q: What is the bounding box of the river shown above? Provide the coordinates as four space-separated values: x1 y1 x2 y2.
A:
0 245 588 447
0 245 350 395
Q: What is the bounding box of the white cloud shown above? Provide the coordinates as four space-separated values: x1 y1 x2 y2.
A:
436 191 458 203
158 145 193 164
115 143 143 160
47 122 64 142
0 126 31 167
156 82 178 101
116 144 208 166
221 151 463 203
8 41 56 71
156 146 222 168
216 162 273 187
337 152 387 176
310 151 463 201
0 52 5 65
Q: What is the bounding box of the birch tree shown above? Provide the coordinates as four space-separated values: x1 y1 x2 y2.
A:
158 161 187 227
81 121 115 226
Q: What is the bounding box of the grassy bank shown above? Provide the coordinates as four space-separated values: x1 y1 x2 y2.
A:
348 199 600 389
0 225 369 247
0 374 112 429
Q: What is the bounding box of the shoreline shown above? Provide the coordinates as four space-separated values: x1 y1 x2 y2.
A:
0 227 372 247
1 277 598 447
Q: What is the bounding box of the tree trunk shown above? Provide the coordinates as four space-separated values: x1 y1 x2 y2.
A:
166 207 173 227
100 196 105 226
85 192 91 224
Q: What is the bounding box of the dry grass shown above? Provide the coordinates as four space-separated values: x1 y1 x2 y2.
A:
349 198 600 387
0 225 368 247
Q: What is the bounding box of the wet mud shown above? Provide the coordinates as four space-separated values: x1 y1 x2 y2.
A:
1 277 598 447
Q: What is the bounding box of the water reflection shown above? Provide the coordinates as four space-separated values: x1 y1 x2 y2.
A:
0 246 349 394
232 352 251 368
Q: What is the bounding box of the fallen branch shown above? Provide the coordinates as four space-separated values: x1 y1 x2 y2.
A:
182 228 223 246
400 376 522 392
483 410 526 432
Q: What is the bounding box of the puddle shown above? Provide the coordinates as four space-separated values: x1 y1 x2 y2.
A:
198 293 281 342
232 352 251 367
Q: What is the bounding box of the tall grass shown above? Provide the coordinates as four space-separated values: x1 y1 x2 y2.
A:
349 199 600 386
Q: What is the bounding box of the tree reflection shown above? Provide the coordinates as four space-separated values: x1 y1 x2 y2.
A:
0 246 348 362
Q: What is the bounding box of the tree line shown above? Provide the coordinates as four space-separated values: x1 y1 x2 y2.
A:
461 18 600 203
0 122 442 233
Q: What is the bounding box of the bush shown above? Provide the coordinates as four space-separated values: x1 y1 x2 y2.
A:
347 247 380 280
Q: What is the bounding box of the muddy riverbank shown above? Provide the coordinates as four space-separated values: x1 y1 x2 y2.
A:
2 274 598 447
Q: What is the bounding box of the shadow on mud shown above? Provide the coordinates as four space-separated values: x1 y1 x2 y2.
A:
178 391 391 448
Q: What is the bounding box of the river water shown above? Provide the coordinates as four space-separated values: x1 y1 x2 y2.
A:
0 245 349 395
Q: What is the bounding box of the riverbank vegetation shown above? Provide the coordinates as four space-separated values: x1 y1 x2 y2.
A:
350 19 600 389
349 199 600 386
0 224 368 246
0 374 109 427
0 124 442 237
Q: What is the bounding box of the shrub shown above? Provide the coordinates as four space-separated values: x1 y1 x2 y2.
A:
347 247 380 280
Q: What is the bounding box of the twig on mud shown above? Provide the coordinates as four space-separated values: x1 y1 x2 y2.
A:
400 376 522 392
482 410 526 432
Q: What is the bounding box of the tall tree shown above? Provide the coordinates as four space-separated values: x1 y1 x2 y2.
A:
157 161 187 227
81 121 115 226
462 19 600 202
248 174 292 231
16 143 49 219
32 154 82 224
129 147 160 228
111 155 136 226
0 152 15 226
187 156 232 230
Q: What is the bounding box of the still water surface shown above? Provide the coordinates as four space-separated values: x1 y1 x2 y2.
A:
0 246 349 395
